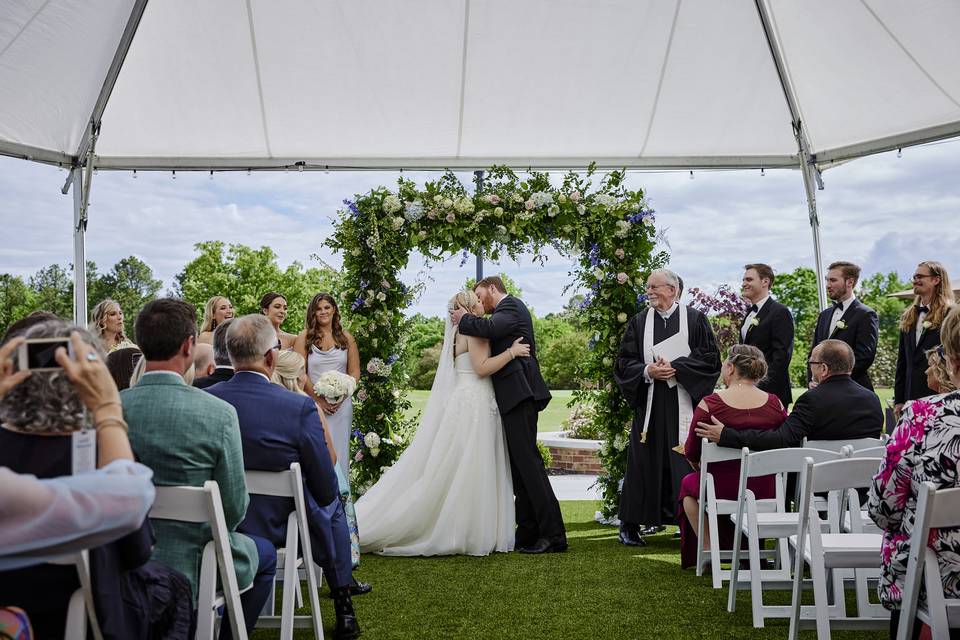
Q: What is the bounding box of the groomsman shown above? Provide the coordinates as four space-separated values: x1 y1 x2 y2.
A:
808 261 879 390
739 264 794 409
894 261 955 417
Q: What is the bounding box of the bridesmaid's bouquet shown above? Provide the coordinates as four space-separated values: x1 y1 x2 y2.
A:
313 371 356 404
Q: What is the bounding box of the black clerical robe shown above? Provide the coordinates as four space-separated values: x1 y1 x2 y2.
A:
614 305 720 527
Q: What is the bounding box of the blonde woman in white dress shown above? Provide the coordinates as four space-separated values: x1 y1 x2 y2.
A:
355 290 529 556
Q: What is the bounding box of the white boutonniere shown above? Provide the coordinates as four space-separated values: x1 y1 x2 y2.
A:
922 320 933 330
835 320 847 330
750 317 760 327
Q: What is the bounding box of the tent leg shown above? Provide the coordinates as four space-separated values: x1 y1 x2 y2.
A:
72 169 88 325
799 161 827 310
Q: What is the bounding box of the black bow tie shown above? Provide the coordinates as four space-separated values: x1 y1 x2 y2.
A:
748 304 758 313
833 301 844 310
918 305 929 314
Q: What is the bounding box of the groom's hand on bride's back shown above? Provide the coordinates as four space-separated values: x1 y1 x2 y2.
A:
510 337 531 359
449 307 468 325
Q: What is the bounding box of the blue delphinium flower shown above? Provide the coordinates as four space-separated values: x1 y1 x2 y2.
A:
351 297 364 311
343 199 361 217
386 354 399 365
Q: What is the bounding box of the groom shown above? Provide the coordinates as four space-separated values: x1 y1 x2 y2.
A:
450 276 567 554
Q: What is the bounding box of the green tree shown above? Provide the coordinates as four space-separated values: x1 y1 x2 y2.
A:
408 340 443 390
28 264 74 319
539 331 589 389
0 274 36 334
90 256 163 336
402 313 445 380
857 271 910 388
772 267 820 387
175 241 341 332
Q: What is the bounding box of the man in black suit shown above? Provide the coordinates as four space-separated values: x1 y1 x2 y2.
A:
696 340 883 449
808 261 879 390
450 276 566 554
739 263 794 409
193 318 235 389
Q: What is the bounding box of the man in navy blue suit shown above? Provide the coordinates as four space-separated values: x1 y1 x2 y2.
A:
205 314 366 640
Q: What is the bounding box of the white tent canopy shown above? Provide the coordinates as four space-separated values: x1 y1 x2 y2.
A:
1 0 960 319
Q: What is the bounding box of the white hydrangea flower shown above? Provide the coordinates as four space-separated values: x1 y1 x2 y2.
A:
364 432 381 449
383 194 403 214
404 200 425 221
454 197 475 214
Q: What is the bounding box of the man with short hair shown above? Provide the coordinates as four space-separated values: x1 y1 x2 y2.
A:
194 318 235 389
615 268 721 546
206 314 363 639
192 342 216 379
122 299 275 639
697 340 883 449
739 263 794 409
808 261 879 390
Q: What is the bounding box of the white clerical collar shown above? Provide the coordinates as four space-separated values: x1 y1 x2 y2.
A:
656 302 679 320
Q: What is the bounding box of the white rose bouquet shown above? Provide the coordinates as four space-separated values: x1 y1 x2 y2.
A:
313 371 356 404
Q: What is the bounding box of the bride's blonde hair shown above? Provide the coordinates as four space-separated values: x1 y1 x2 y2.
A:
448 290 480 359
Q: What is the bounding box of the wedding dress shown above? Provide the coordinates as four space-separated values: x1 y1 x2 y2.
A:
355 318 515 556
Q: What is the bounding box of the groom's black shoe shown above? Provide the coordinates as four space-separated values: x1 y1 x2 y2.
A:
618 525 646 547
640 524 666 536
519 536 568 554
331 586 362 640
349 580 373 596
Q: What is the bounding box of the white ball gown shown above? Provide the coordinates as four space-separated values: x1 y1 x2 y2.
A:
355 319 514 556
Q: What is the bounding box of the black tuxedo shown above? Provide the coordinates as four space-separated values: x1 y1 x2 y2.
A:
895 321 941 404
458 295 563 545
739 298 794 409
193 366 235 389
718 374 883 450
809 299 879 390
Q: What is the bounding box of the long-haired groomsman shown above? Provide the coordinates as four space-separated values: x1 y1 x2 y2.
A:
739 264 794 409
895 261 955 417
808 261 879 391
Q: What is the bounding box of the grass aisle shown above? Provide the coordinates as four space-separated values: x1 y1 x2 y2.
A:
257 501 886 639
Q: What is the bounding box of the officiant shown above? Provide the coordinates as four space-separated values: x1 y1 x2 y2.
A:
614 269 721 547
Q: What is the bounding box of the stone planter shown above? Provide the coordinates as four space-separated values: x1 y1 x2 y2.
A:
537 431 602 474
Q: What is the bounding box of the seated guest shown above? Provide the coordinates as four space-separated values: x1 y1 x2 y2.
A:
696 339 883 450
926 345 957 395
194 319 235 389
198 296 234 345
90 299 136 353
106 346 142 391
869 305 960 639
193 342 216 379
0 323 193 639
1 311 57 344
679 345 785 568
123 299 275 639
206 315 364 639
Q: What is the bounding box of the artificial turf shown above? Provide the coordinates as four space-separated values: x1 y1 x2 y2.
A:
252 500 888 639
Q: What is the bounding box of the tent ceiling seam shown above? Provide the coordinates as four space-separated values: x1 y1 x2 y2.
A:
638 0 681 158
454 0 471 159
245 0 273 157
0 0 51 61
859 0 960 110
764 0 809 141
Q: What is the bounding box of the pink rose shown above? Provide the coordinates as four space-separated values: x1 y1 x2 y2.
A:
357 389 367 402
617 272 629 284
524 199 535 210
569 190 581 203
354 450 364 461
486 194 500 205
426 209 437 220
615 248 625 259
445 212 456 223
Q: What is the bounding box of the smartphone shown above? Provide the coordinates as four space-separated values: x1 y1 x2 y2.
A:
18 337 72 372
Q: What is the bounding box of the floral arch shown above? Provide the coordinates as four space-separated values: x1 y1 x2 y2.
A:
326 166 665 514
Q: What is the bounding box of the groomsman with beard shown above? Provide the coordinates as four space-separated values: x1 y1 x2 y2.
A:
739 264 794 409
808 261 879 391
615 269 721 547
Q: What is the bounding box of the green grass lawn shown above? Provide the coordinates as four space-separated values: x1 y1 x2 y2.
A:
403 388 896 434
253 501 886 639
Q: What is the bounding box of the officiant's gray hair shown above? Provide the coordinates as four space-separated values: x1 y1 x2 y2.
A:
649 268 680 291
226 314 277 365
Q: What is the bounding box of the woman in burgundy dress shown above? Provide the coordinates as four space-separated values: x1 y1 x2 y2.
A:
679 344 787 568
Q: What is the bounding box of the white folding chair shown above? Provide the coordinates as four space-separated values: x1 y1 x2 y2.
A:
56 550 102 640
842 449 885 535
897 483 960 640
788 458 889 639
727 446 846 628
245 463 324 640
151 481 248 640
695 440 770 588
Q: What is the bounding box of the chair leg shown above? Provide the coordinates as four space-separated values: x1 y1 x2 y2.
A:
748 523 766 628
64 589 87 640
708 506 723 589
727 520 742 613
280 521 299 640
787 536 806 640
196 543 218 640
810 555 832 639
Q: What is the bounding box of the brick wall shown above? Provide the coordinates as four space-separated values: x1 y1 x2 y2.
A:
548 446 602 474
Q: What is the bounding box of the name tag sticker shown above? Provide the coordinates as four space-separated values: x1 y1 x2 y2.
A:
72 429 96 475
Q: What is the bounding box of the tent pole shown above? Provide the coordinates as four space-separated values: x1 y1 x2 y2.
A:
754 0 827 310
72 168 88 324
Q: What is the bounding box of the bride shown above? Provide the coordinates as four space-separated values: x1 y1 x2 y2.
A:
354 289 530 556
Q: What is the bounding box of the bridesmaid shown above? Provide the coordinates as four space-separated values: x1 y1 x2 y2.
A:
294 293 361 479
198 296 234 345
89 299 135 352
260 292 297 350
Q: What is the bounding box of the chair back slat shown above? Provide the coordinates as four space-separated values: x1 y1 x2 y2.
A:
246 469 295 498
702 441 742 464
803 437 882 452
808 457 882 493
928 486 960 529
151 485 210 523
742 447 844 478
851 446 887 459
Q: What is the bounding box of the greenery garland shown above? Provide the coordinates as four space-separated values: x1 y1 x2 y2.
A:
326 165 666 515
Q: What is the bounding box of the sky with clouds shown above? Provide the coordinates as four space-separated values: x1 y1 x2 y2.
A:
1 138 958 318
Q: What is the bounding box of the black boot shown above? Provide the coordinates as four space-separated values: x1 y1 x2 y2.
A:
331 586 362 640
618 524 646 547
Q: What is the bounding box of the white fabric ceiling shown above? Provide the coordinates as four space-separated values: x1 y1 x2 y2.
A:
1 0 959 170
